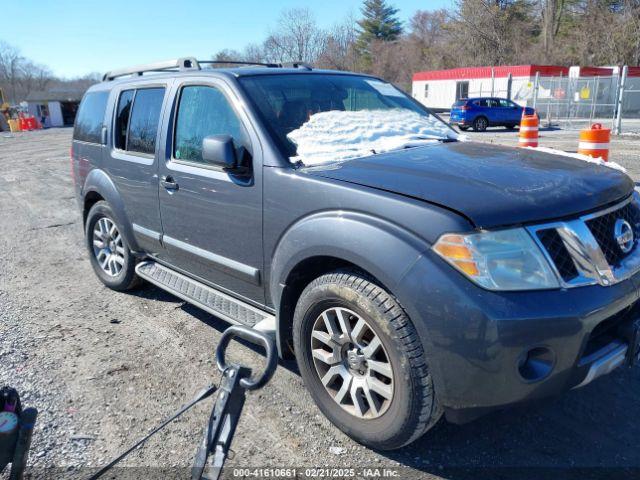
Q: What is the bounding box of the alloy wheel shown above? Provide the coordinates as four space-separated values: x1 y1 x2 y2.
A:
310 307 394 419
475 117 487 131
92 217 125 277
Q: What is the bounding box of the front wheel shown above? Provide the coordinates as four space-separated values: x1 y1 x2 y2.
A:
293 270 441 450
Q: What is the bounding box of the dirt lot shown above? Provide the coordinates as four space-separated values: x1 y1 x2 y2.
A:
1 128 639 479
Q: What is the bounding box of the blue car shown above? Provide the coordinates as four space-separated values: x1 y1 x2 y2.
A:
450 97 536 132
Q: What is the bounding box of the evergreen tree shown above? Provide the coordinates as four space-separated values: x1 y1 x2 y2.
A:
356 0 403 56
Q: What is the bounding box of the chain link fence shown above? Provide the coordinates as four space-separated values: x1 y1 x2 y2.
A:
522 67 640 135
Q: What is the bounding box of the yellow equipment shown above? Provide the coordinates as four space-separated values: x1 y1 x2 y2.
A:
0 88 8 112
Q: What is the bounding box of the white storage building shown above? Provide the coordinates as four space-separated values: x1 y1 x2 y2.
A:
412 65 573 111
25 88 86 127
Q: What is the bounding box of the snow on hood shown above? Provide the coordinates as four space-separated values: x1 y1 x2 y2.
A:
525 146 626 173
286 109 458 166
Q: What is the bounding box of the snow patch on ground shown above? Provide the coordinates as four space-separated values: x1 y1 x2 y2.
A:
287 109 457 165
525 146 627 173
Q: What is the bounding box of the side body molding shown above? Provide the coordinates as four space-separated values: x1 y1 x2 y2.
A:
82 168 141 253
269 210 432 355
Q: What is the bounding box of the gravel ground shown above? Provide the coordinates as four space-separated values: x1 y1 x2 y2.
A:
1 128 639 479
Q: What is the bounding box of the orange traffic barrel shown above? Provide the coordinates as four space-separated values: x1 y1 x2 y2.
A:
578 123 610 161
519 113 539 147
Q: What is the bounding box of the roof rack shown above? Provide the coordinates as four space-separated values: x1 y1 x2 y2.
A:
103 57 200 81
199 60 281 68
103 58 313 81
279 61 313 70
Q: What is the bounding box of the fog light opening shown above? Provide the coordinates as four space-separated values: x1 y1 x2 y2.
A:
518 347 555 382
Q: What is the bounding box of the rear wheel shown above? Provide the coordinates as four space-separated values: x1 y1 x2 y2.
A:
85 201 141 291
293 270 441 450
472 116 488 132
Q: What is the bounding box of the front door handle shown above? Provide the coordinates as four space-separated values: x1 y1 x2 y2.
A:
160 176 179 191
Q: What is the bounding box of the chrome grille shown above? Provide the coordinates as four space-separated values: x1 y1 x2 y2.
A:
585 202 640 267
536 229 579 281
528 195 640 288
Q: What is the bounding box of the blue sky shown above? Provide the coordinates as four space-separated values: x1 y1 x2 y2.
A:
9 0 452 78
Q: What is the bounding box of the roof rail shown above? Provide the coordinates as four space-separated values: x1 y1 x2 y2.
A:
102 57 200 81
199 60 281 68
279 61 313 70
102 58 314 81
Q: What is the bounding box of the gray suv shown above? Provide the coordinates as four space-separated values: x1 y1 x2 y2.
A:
72 58 640 450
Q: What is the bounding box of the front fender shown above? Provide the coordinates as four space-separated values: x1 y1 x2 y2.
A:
270 210 432 353
83 168 140 252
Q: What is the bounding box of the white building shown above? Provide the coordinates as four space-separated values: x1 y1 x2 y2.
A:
411 65 640 112
25 88 86 127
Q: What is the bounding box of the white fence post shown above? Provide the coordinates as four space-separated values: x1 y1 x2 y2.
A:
532 72 540 110
614 65 628 135
490 68 495 97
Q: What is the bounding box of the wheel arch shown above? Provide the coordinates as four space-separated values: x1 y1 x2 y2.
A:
82 168 140 252
270 211 430 359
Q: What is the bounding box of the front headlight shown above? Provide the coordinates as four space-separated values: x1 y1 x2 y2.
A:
433 228 560 291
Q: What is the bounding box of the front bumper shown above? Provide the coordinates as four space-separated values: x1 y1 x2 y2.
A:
397 251 640 423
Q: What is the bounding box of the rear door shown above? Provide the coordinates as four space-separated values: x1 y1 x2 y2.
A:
156 78 264 304
472 98 491 123
104 83 169 254
485 98 501 124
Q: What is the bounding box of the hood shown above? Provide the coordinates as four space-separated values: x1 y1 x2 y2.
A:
303 142 633 228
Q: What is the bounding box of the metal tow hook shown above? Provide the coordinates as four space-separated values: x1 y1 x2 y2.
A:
191 325 278 480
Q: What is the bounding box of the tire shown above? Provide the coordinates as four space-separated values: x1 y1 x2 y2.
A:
85 201 141 291
472 116 488 132
293 269 441 450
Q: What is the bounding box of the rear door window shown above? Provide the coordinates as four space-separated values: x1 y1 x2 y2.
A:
115 90 135 150
127 88 165 155
73 91 109 143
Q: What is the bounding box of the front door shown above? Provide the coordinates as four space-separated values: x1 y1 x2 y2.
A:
498 98 521 124
157 79 264 305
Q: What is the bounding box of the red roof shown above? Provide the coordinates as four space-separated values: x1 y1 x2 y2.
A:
413 65 570 81
579 66 613 76
628 67 640 77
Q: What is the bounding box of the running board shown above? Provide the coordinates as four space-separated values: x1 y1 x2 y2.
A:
135 261 276 334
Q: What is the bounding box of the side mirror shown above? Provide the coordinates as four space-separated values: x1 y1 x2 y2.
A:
202 135 237 169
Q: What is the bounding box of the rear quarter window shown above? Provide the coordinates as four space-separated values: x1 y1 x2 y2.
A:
73 91 109 143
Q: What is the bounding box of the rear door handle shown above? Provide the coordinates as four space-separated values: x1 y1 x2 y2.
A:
160 176 179 191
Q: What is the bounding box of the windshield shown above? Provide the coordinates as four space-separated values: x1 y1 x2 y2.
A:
239 74 457 166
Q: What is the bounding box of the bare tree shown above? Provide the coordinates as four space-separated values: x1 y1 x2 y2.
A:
0 41 25 102
539 0 566 60
316 15 360 71
263 8 327 63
